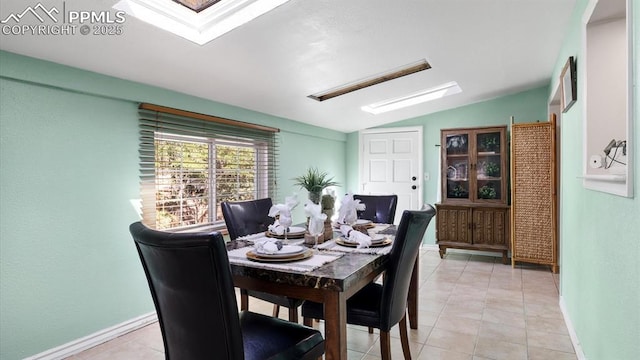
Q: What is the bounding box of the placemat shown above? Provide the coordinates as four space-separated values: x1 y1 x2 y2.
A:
317 239 393 255
236 232 266 242
376 224 397 235
227 247 343 272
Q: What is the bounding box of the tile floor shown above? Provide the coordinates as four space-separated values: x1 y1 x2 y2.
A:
65 249 576 360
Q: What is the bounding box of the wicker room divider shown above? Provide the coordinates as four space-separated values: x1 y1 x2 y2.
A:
510 115 559 273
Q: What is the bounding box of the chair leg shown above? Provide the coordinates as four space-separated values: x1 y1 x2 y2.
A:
399 314 411 360
272 304 280 317
240 289 249 311
288 307 299 323
370 273 384 334
379 330 392 360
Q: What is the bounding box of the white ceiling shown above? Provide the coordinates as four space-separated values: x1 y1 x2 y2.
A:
0 0 576 133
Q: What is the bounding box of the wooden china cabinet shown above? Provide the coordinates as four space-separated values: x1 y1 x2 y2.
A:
435 125 510 264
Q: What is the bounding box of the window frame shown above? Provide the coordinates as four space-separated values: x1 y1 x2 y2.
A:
138 103 279 231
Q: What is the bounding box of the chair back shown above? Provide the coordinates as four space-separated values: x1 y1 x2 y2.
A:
129 222 244 360
379 205 436 331
353 194 398 224
221 198 274 240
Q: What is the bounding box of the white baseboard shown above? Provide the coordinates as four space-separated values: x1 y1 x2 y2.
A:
421 243 439 251
24 312 158 360
559 296 587 360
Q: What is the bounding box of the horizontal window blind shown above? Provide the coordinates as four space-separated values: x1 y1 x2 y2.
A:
138 103 279 230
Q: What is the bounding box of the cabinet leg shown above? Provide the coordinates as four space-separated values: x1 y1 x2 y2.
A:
438 246 446 259
552 265 559 274
502 251 508 265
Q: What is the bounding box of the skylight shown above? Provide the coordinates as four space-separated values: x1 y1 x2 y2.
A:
361 81 462 115
114 0 291 45
173 0 222 13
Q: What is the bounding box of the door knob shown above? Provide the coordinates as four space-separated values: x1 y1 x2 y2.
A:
411 185 417 190
411 176 417 181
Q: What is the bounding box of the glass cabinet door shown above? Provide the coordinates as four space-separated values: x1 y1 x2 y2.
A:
444 132 470 200
442 126 507 204
475 130 503 201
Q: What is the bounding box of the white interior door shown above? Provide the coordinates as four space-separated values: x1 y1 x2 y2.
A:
360 127 423 224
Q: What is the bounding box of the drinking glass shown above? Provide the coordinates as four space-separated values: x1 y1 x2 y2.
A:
279 216 292 243
308 218 324 249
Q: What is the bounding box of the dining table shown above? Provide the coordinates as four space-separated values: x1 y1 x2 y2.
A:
225 224 420 360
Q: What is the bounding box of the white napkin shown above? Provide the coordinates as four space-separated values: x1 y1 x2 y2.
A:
268 220 285 235
268 194 299 231
337 193 365 225
254 239 283 254
339 225 372 248
304 200 327 235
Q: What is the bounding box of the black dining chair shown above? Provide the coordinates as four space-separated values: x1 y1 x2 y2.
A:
129 222 325 360
353 194 398 224
354 194 400 333
221 198 305 322
302 205 436 360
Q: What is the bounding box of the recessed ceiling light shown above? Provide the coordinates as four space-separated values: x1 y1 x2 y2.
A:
114 0 291 45
308 59 432 102
361 81 462 115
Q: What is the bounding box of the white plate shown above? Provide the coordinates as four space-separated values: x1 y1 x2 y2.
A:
285 226 307 235
355 219 372 226
253 245 307 258
340 234 386 245
334 219 374 228
335 237 392 248
246 249 312 263
266 226 307 239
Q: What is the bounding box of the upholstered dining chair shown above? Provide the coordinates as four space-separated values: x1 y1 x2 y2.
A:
353 194 399 325
302 205 436 360
353 194 398 224
129 222 325 360
221 198 305 322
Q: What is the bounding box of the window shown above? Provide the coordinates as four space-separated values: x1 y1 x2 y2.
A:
138 104 279 230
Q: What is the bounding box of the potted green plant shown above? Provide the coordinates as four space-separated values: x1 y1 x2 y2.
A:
478 184 497 199
449 184 468 198
482 136 500 152
485 162 500 177
293 167 339 204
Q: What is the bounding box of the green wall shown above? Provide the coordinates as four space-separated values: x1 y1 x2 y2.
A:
549 1 640 359
277 130 346 221
347 86 549 244
0 51 347 359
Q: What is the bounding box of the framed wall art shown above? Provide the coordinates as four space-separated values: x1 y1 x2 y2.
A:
561 56 577 113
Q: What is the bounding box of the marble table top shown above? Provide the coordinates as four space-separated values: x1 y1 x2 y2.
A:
226 239 388 292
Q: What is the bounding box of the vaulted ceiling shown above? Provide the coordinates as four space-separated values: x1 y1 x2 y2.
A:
0 0 576 132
